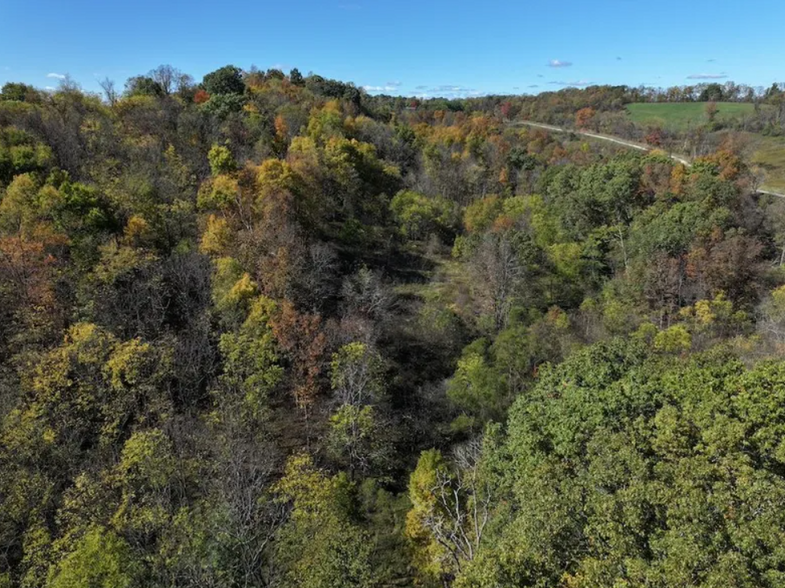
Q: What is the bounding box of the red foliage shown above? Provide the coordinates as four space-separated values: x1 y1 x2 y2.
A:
644 128 664 147
193 89 210 104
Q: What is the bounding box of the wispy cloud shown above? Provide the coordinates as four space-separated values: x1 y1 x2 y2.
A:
414 85 485 99
415 85 427 90
707 58 717 63
547 59 572 68
616 56 623 61
47 72 66 79
537 74 544 78
512 86 520 89
363 82 404 93
363 80 403 93
363 85 394 92
528 84 540 88
548 80 593 87
45 86 56 91
433 85 472 92
687 72 727 80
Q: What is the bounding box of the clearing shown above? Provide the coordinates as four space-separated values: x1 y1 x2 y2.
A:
626 102 757 131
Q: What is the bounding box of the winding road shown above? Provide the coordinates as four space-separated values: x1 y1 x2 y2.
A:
512 120 784 198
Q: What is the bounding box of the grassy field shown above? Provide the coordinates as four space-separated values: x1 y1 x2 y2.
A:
626 102 757 131
624 102 785 191
748 134 785 192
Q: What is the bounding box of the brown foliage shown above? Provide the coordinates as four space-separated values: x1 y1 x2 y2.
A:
575 107 596 130
644 127 664 147
687 232 763 302
641 160 674 199
270 300 327 411
0 233 66 346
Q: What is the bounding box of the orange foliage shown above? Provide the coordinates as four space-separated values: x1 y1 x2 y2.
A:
575 107 596 130
498 166 509 186
670 163 687 196
193 89 210 104
491 215 515 233
273 114 290 156
274 114 289 139
698 149 745 182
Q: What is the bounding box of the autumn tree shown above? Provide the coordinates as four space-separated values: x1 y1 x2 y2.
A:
575 107 596 130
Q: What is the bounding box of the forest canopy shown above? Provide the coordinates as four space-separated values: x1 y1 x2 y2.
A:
2 65 785 587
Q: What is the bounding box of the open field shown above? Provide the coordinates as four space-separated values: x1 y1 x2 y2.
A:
748 134 785 192
623 104 785 192
516 120 785 195
626 102 757 130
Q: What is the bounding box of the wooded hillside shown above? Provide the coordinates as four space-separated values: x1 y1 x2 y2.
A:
2 67 785 587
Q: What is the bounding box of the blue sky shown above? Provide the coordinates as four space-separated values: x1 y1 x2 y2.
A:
1 0 783 97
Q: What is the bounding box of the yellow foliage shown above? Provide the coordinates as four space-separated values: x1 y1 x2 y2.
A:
104 338 153 391
199 214 232 256
772 284 785 307
123 214 151 246
256 158 296 195
197 175 239 211
694 299 714 325
0 173 39 232
670 163 687 195
654 325 692 353
228 273 258 307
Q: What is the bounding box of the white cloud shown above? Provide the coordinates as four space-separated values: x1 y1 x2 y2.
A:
410 85 485 99
547 59 572 68
548 80 593 87
47 72 66 79
687 73 727 80
45 86 56 91
370 82 482 99
430 85 478 96
362 83 403 93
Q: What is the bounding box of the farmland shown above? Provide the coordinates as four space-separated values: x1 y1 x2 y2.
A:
626 101 757 130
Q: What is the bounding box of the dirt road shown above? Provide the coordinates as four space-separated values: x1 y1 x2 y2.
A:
512 120 780 196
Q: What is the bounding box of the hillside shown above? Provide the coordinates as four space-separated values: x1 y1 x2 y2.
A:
3 69 785 588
